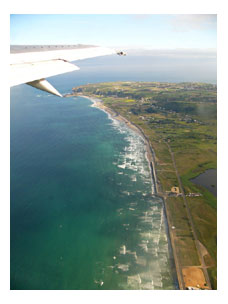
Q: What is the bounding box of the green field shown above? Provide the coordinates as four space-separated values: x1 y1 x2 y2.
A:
70 81 217 289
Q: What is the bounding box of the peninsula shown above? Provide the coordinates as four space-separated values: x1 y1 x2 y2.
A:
67 81 217 289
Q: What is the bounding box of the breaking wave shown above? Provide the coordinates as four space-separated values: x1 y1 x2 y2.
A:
92 112 176 289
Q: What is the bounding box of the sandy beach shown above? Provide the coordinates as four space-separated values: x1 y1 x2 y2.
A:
84 96 159 196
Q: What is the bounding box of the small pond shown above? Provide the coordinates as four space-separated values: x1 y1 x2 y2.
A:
190 169 217 197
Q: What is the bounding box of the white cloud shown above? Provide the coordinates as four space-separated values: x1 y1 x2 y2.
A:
170 14 217 31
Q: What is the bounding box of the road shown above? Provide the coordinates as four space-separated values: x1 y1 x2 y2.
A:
163 195 186 289
166 142 212 290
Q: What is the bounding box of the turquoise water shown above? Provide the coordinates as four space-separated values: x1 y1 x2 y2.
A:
11 76 177 290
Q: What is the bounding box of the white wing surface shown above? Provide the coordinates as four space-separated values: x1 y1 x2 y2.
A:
10 59 80 87
10 45 121 97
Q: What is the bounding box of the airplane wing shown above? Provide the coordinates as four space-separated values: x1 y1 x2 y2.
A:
10 45 125 97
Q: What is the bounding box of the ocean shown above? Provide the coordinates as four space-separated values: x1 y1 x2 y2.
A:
11 51 215 290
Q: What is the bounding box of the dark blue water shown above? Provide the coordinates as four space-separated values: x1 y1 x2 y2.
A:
191 169 217 197
11 52 216 290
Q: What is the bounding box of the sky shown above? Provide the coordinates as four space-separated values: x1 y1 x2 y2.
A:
10 14 217 49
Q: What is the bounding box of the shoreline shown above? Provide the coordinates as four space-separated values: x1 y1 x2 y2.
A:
82 95 181 289
84 96 159 194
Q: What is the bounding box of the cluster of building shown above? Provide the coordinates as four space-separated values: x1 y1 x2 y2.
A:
186 193 202 197
166 187 202 198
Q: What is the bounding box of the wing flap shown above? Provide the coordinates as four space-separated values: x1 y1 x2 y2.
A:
10 59 79 87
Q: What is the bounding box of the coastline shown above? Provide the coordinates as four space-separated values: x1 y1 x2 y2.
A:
83 96 158 194
83 95 181 289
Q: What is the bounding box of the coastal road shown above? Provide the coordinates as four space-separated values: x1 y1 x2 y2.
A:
163 196 186 290
166 142 212 290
